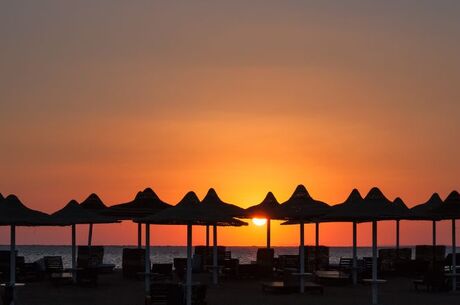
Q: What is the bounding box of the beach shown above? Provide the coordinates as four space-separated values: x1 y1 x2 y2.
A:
15 270 460 305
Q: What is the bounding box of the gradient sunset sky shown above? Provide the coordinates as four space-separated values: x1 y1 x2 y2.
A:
1 1 459 246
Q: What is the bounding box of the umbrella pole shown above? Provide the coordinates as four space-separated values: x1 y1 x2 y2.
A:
137 223 142 249
213 225 218 285
372 221 378 305
88 223 93 247
71 224 77 283
206 225 210 263
452 219 457 292
267 219 271 249
432 220 437 270
315 222 319 270
299 222 305 293
186 224 193 305
10 224 16 304
144 223 151 305
396 220 400 257
352 221 358 285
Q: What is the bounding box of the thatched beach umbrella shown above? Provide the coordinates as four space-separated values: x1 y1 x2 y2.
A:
319 187 401 304
50 200 119 282
135 191 247 305
361 188 401 305
391 197 411 252
201 188 245 285
410 193 444 271
435 190 460 292
279 185 330 293
320 188 364 285
108 188 171 248
411 193 443 246
79 193 109 246
0 194 51 304
245 192 282 249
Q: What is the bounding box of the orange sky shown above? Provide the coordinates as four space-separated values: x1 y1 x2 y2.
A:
0 1 459 246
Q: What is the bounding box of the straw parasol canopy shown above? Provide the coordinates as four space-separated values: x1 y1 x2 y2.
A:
135 191 247 305
391 197 411 220
79 193 107 211
322 187 402 222
279 185 330 221
435 190 460 219
410 193 443 220
108 188 171 219
201 188 245 217
135 191 247 226
0 194 50 226
0 193 4 202
51 200 119 225
318 189 364 222
244 192 282 219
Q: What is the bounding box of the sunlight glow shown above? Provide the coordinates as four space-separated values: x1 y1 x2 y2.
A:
252 218 267 226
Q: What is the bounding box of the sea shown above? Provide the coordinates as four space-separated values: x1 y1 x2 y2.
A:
0 245 458 269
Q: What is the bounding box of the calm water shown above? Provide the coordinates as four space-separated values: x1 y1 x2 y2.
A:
0 246 458 269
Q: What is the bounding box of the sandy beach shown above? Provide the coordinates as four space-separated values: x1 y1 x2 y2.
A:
15 270 459 305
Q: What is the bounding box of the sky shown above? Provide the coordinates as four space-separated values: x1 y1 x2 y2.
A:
0 1 459 246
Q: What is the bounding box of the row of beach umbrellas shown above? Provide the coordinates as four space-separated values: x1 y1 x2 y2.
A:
1 186 459 305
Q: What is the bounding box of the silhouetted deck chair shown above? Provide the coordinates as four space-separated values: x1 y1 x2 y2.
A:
0 251 27 283
277 255 299 273
338 257 353 273
122 248 145 278
256 248 274 278
152 263 173 281
360 257 373 279
173 258 187 280
43 256 72 286
76 246 103 286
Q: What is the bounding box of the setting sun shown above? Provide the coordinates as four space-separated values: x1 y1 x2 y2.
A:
252 218 267 226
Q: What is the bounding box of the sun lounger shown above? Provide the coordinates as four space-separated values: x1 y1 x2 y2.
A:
43 256 72 286
256 248 274 278
122 248 145 278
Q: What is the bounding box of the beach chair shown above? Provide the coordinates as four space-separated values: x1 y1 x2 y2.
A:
152 263 173 281
222 258 239 278
76 246 103 286
256 248 274 278
338 257 353 273
0 251 27 283
173 258 187 280
122 248 146 278
43 256 72 286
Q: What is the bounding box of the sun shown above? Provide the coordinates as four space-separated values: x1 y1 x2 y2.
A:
252 218 267 226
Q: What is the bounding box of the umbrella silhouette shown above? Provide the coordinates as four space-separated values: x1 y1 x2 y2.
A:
279 185 330 293
109 188 171 248
79 193 109 246
361 187 399 305
135 191 247 305
410 193 444 273
109 188 171 218
50 200 119 282
320 188 364 285
435 190 460 292
200 188 245 285
0 194 51 304
391 197 410 252
245 192 282 249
